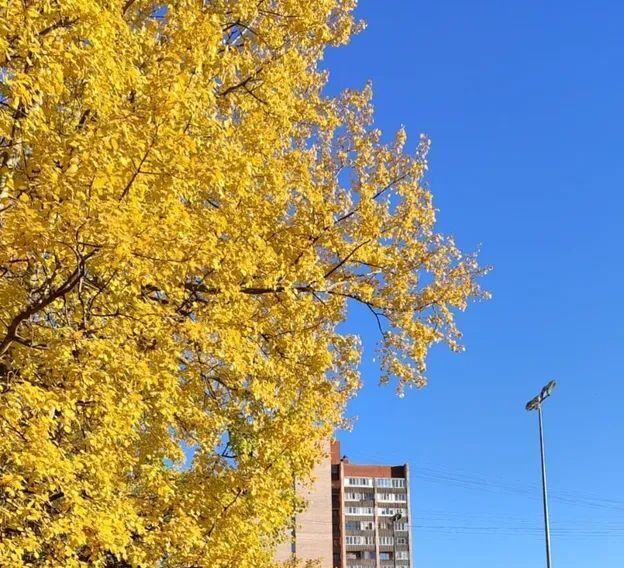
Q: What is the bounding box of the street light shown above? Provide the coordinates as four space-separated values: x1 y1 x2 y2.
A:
525 380 557 568
391 512 402 568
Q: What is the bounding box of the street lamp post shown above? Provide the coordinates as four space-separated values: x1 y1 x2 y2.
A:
391 512 402 568
525 380 557 568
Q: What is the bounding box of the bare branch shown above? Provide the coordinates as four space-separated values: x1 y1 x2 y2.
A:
323 239 371 279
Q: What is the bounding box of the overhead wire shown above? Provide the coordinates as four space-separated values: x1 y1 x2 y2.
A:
280 457 624 540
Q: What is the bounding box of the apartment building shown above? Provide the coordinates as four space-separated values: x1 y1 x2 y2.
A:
276 440 412 568
331 441 412 568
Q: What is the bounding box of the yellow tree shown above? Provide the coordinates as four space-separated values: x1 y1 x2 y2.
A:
0 1 486 566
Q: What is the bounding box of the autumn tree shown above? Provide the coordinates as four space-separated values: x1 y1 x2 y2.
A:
0 1 486 566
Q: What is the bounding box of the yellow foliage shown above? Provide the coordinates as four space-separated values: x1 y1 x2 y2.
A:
0 1 486 566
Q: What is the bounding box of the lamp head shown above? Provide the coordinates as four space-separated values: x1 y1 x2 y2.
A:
541 380 556 399
525 380 557 411
391 512 403 522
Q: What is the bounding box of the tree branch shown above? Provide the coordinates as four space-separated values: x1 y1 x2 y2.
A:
0 251 96 358
323 239 371 279
38 17 78 37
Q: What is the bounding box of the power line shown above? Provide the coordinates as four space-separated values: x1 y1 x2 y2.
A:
289 518 624 538
342 448 624 511
405 464 624 512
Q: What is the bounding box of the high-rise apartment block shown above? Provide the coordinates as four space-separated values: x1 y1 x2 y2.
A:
331 441 412 568
276 441 413 568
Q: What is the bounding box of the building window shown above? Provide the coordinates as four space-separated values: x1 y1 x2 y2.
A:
346 536 374 546
378 507 406 516
376 477 406 488
379 552 393 560
345 491 374 501
396 537 407 545
397 551 409 560
379 536 394 545
346 506 374 516
346 520 374 530
376 492 407 502
361 521 374 530
345 477 373 487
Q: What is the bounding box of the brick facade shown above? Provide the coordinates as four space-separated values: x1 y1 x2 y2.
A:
275 442 333 567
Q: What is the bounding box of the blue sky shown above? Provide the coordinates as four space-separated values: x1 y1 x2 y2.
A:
325 1 624 566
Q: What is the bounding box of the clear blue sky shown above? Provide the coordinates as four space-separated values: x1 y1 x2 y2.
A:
325 1 624 567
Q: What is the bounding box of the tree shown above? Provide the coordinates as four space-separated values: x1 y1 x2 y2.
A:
0 1 486 566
